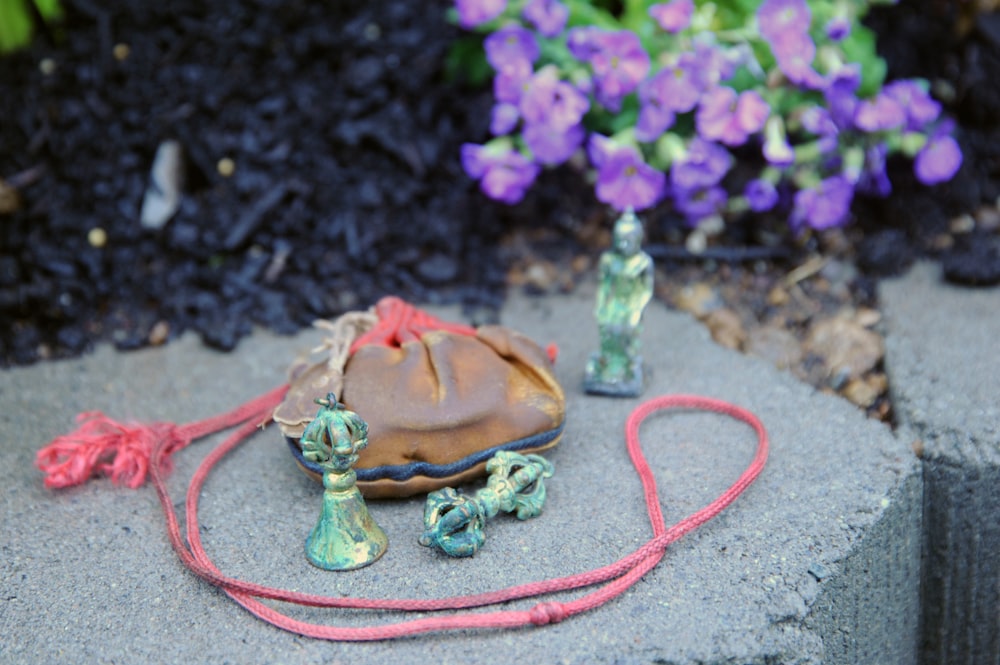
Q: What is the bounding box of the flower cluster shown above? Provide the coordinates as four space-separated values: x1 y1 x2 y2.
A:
454 0 962 234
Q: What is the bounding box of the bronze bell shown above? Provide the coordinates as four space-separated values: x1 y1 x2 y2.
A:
301 394 387 571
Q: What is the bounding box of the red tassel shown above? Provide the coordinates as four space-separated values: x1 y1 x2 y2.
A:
36 412 185 489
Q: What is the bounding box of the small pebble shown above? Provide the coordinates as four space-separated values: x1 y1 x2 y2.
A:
113 43 131 61
217 157 236 177
950 214 975 234
148 320 170 346
843 378 879 408
767 285 789 306
522 261 557 293
805 316 885 381
39 58 56 76
87 227 107 248
704 308 745 350
0 178 20 214
807 562 830 581
975 205 1000 231
673 282 720 318
854 308 881 328
571 255 591 274
685 230 707 255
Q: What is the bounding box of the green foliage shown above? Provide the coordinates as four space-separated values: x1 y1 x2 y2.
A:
445 34 493 85
0 0 62 54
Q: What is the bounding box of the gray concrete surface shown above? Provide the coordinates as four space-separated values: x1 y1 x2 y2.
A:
2 280 922 664
881 262 1000 665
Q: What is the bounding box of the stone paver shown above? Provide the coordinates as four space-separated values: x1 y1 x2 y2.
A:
2 282 920 664
881 261 1000 665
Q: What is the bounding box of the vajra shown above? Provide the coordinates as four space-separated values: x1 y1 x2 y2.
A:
418 451 554 557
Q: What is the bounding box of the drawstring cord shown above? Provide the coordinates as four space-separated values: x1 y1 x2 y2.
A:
40 391 768 640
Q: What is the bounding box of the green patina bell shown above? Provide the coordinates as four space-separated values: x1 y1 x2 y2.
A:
585 208 654 397
301 394 387 571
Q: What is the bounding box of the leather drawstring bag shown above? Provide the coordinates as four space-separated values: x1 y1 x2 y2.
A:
273 296 566 498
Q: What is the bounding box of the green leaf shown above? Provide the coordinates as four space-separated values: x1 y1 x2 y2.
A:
34 0 62 21
708 0 759 29
0 0 34 53
444 35 492 87
566 1 620 30
839 23 887 97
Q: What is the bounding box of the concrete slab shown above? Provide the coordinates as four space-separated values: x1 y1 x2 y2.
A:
2 283 919 664
880 262 1000 665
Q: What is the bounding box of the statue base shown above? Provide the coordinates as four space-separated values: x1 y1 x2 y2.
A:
583 353 645 397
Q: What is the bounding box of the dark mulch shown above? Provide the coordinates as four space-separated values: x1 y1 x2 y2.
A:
1 0 998 369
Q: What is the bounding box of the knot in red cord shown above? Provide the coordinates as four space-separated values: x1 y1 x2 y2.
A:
36 412 185 489
529 601 568 626
349 296 476 353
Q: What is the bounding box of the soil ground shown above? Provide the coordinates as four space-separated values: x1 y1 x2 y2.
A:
1 0 998 422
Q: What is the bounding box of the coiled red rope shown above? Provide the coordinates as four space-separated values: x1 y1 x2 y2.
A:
38 389 767 639
139 392 768 640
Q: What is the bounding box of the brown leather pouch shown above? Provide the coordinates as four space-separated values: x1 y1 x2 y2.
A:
274 297 565 498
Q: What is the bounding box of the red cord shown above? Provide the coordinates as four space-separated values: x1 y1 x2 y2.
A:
147 393 768 640
349 296 477 354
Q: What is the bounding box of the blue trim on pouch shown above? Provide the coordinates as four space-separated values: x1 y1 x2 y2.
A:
287 420 565 482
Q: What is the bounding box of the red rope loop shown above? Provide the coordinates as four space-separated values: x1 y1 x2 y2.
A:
142 392 768 640
38 389 768 640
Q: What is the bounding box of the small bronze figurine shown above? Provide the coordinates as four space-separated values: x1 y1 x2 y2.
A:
418 451 554 557
585 208 654 397
302 394 388 570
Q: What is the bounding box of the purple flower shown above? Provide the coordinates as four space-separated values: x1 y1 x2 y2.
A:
757 0 811 43
771 32 824 89
884 80 941 130
484 25 539 70
671 137 732 190
854 92 906 132
591 141 666 211
800 106 837 136
566 26 601 61
588 30 651 112
823 65 861 129
696 86 770 147
914 134 962 185
757 0 823 90
692 40 733 88
522 0 569 37
493 58 533 104
791 176 854 230
462 143 540 204
650 0 694 33
455 0 507 28
744 179 779 212
587 133 616 169
857 144 892 197
636 59 709 141
674 185 727 223
523 121 585 165
651 53 705 114
825 16 851 41
636 91 676 142
490 102 520 135
520 65 590 131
